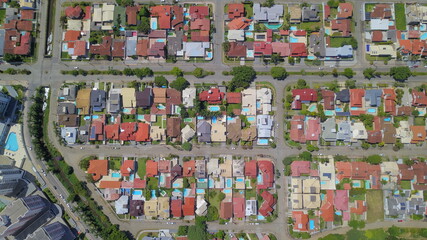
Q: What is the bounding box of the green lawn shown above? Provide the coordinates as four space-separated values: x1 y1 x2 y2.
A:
248 233 258 240
300 13 323 31
400 180 412 190
208 189 224 212
365 3 375 13
152 115 163 127
365 54 392 61
329 37 352 48
226 103 242 112
146 177 159 189
244 3 253 18
0 9 6 25
364 228 388 240
245 188 257 199
394 3 406 31
109 157 122 171
113 6 126 26
414 117 425 126
137 158 148 179
366 190 384 223
122 115 136 123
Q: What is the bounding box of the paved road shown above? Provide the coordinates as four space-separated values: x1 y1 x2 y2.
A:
5 0 427 239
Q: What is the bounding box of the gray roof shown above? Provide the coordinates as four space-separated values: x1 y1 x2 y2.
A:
5 86 17 98
321 118 337 142
365 89 382 107
257 114 273 138
302 5 320 22
26 222 75 240
336 89 350 102
387 30 397 42
167 30 183 56
57 102 76 115
90 90 106 112
197 120 211 142
407 197 426 215
108 92 121 114
59 85 77 101
0 29 5 56
135 88 153 108
325 45 353 58
183 42 209 57
253 3 283 22
126 36 137 57
336 121 351 142
115 195 129 215
61 127 78 145
309 30 325 56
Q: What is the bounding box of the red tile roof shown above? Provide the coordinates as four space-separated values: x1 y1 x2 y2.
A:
190 18 210 31
120 160 134 177
133 178 146 188
171 6 184 30
158 160 171 173
331 19 351 36
73 40 87 56
372 31 383 42
336 162 352 181
183 197 195 216
271 42 290 57
183 160 195 177
291 161 310 177
120 122 137 141
150 5 172 29
65 6 83 19
324 5 330 19
351 162 369 180
135 123 150 142
146 160 158 177
84 6 91 20
87 160 108 181
112 40 125 58
4 30 32 55
337 3 353 19
171 199 182 218
191 30 209 42
305 118 320 141
293 30 306 36
370 4 392 19
254 42 272 56
320 190 334 222
199 88 225 104
233 197 245 218
290 115 306 143
99 181 121 189
411 126 426 143
148 42 166 58
292 89 317 102
257 161 274 189
334 190 349 211
90 36 112 56
105 124 120 140
227 17 252 30
413 162 427 184
90 121 104 141
350 89 365 108
412 90 427 107
322 90 335 110
126 6 138 26
350 200 367 215
245 160 257 178
408 30 420 39
166 117 181 138
136 39 149 56
226 92 241 104
292 211 309 231
227 42 247 58
290 43 308 57
228 3 244 19
64 30 81 41
220 201 233 219
20 10 34 20
189 6 209 20
259 191 276 216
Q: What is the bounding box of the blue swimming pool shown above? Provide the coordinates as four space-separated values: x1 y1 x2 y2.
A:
309 220 315 230
223 189 231 194
226 178 232 188
258 139 269 145
227 117 234 121
84 116 90 121
290 37 298 43
247 116 255 121
257 174 263 184
92 115 99 120
157 104 166 110
130 174 134 181
184 188 191 197
133 190 143 195
321 181 327 185
197 116 204 120
242 108 250 112
421 24 427 31
290 26 297 31
384 118 391 122
325 29 331 35
353 182 361 187
173 182 180 188
335 108 342 112
421 33 427 40
196 189 205 194
156 39 165 43
256 101 261 108
309 105 317 112
351 107 360 110
335 211 342 216
382 176 389 181
257 215 265 220
5 132 18 152
212 116 217 124
264 23 282 29
401 33 406 40
236 178 244 182
365 180 371 189
245 32 253 37
325 110 334 116
207 52 213 58
151 190 157 198
321 193 325 200
208 178 214 188
184 12 190 17
307 56 316 60
151 20 157 29
209 106 220 111
367 108 377 113
247 50 254 58
137 115 144 121
112 172 121 178
160 175 165 185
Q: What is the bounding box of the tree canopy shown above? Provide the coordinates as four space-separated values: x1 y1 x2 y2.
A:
343 68 355 79
154 76 168 87
228 66 256 91
390 66 411 81
271 67 288 80
170 77 189 91
363 68 377 79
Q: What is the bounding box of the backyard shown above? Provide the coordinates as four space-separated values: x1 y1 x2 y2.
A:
400 180 411 190
109 157 122 171
414 117 425 126
137 158 149 179
394 3 406 31
366 190 384 223
0 9 6 25
329 37 352 48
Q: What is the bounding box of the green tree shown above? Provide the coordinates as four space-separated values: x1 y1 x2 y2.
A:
177 226 188 236
332 68 338 77
137 17 151 34
366 155 383 165
171 67 184 77
182 142 192 151
228 66 256 91
262 0 275 8
288 56 295 65
363 68 376 79
123 68 134 76
390 66 412 81
345 79 356 89
170 77 189 91
3 53 23 63
361 142 370 150
306 144 319 152
343 68 355 78
154 76 168 87
139 6 150 17
206 206 219 221
348 37 358 49
116 0 133 7
299 151 312 161
270 53 281 65
193 67 207 78
296 79 307 89
271 67 288 80
387 226 401 237
188 217 208 240
327 0 339 8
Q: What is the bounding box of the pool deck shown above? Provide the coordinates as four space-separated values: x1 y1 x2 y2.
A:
4 124 27 168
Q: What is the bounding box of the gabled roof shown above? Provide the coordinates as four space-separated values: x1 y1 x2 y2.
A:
65 6 83 19
220 201 233 219
292 211 309 231
199 88 224 104
126 6 138 26
292 89 317 102
191 30 209 42
259 190 276 216
321 90 335 110
350 89 365 107
305 118 320 141
183 160 195 177
89 36 112 56
337 3 353 19
21 10 34 20
227 42 247 58
135 123 150 142
411 126 426 143
412 90 427 106
120 122 137 141
183 197 195 216
233 197 245 218
271 42 290 57
158 160 171 173
150 5 172 29
105 124 120 140
146 160 158 177
367 130 382 143
99 181 121 189
227 17 252 30
228 3 244 19
290 115 305 143
112 40 125 58
291 161 310 177
226 92 241 104
290 42 308 56
320 190 334 222
189 6 209 20
257 160 274 189
190 18 210 31
87 160 108 181
120 160 134 177
350 200 367 215
171 199 182 218
136 39 149 56
167 117 181 138
245 160 257 178
336 161 351 180
334 190 349 211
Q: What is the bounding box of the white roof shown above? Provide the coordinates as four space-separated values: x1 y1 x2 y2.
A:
228 30 245 41
183 42 209 57
370 19 389 30
93 7 102 22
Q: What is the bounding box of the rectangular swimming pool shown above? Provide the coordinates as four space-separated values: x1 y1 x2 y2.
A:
236 178 244 183
309 220 315 230
247 116 255 121
226 178 232 188
112 172 121 178
133 190 143 195
223 189 231 194
208 106 220 111
290 37 298 43
367 108 377 113
5 132 18 152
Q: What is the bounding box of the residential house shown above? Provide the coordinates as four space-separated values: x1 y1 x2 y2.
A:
115 195 129 214
336 120 351 142
150 5 172 29
383 89 396 115
257 115 273 139
136 88 153 108
245 160 258 178
351 122 368 141
302 5 320 22
292 211 308 232
183 197 195 217
181 125 195 143
291 89 317 110
197 120 211 143
305 118 320 141
245 200 257 216
228 3 244 19
158 197 170 219
321 118 337 142
87 160 108 181
336 161 352 181
396 121 412 144
167 117 181 142
290 115 306 143
365 89 382 107
199 88 225 104
411 126 426 144
257 160 274 189
412 90 427 107
144 199 158 218
291 161 310 177
146 160 158 177
259 190 276 216
121 88 136 109
76 88 91 115
90 90 106 112
241 88 257 116
58 115 79 127
196 195 208 216
182 87 196 108
302 178 321 209
321 90 335 110
195 159 207 179
253 3 283 23
320 190 334 222
108 89 121 114
220 201 233 219
337 3 353 19
233 197 245 219
183 160 195 177
289 5 302 24
319 157 336 190
325 45 353 58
